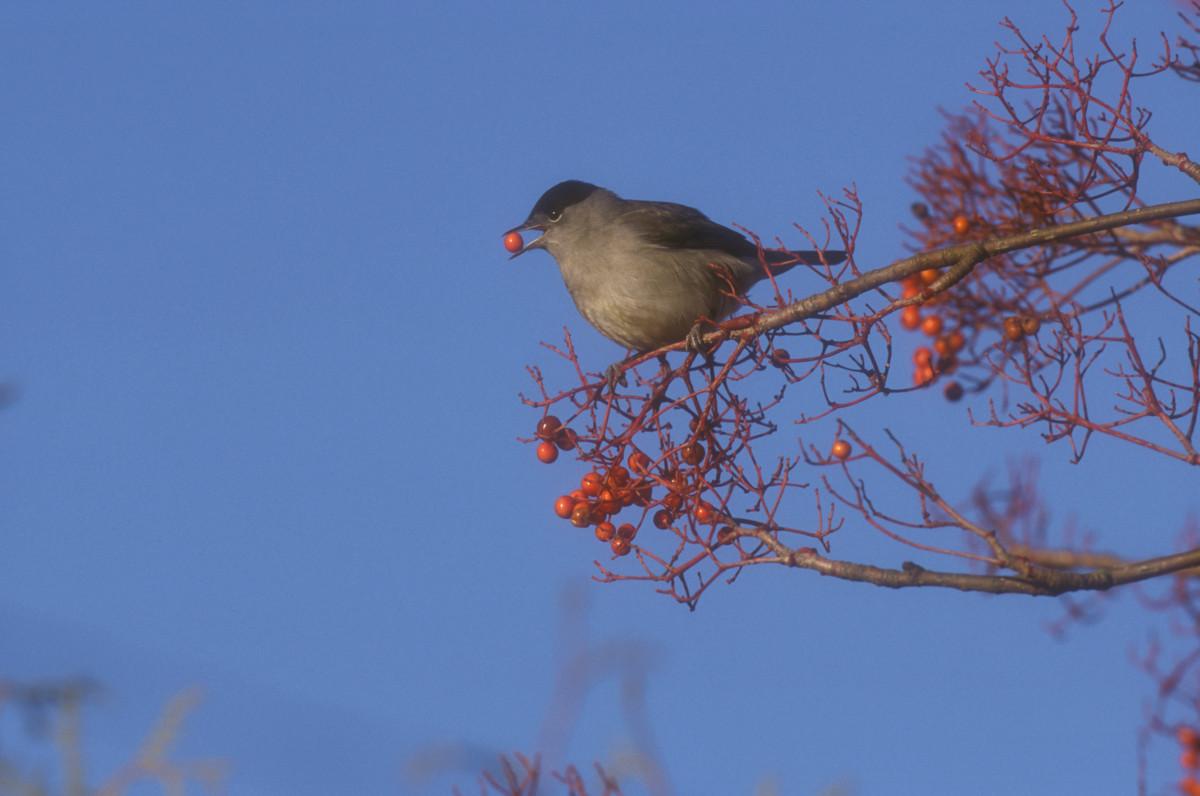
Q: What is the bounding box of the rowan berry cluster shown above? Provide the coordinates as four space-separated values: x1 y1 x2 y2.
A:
533 413 737 560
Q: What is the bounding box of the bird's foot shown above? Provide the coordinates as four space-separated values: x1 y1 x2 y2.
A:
685 320 725 353
604 362 628 393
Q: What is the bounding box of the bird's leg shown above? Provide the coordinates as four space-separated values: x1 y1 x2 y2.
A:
685 317 725 353
604 361 629 393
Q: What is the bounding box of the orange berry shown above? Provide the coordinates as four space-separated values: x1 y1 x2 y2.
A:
627 450 651 474
921 314 944 337
947 329 966 353
503 231 524 253
933 336 951 357
1021 316 1041 335
901 281 921 300
952 214 970 235
900 305 922 330
653 510 672 529
536 415 561 439
536 441 559 463
943 381 964 402
555 427 578 451
694 501 716 524
554 495 576 519
570 503 592 528
831 439 852 460
595 521 616 542
913 347 933 367
610 537 632 556
920 268 939 286
914 364 935 386
597 489 621 516
1003 316 1024 341
1184 748 1200 770
1179 727 1200 749
607 465 630 488
581 472 603 496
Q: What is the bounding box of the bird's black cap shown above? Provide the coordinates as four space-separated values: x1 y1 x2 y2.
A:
529 180 599 221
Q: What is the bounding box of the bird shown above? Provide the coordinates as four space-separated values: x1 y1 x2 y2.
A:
505 180 846 353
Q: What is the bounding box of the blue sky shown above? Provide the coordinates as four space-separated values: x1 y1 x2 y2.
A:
2 2 1197 794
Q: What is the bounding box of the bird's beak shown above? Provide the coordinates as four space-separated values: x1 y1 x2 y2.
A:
506 219 547 260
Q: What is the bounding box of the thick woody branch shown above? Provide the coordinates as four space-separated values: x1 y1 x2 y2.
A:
739 527 1200 596
674 197 1200 351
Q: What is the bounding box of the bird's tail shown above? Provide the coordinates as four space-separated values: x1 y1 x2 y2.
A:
763 249 847 272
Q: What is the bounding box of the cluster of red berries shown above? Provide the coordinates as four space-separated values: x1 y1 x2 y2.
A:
897 270 966 400
1180 727 1200 795
534 415 734 557
533 416 578 464
1002 314 1040 341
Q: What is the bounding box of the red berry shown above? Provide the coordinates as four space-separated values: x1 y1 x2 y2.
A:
952 215 970 235
627 450 650 474
595 521 616 542
681 443 705 466
900 305 922 330
831 439 852 460
1021 316 1041 335
694 501 716 524
771 348 791 366
536 415 562 439
597 489 622 516
570 503 592 528
536 441 558 463
662 492 683 512
943 381 964 402
607 465 629 488
555 427 578 451
554 495 575 519
617 523 637 540
581 472 603 497
503 231 524 253
610 537 632 556
1003 316 1024 341
947 329 966 352
716 525 737 545
653 510 672 529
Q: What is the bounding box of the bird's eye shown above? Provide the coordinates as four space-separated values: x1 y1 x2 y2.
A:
548 209 562 222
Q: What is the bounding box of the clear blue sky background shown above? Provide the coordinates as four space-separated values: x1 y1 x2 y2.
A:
2 2 1197 794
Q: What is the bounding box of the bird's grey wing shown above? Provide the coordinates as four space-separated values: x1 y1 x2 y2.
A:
617 201 760 258
618 200 845 268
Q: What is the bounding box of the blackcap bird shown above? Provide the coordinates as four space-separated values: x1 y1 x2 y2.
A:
506 180 846 352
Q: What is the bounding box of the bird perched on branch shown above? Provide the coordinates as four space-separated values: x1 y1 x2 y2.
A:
505 180 846 352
